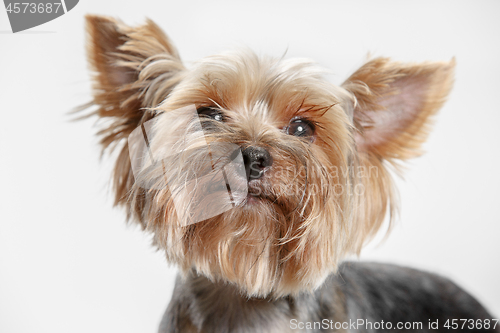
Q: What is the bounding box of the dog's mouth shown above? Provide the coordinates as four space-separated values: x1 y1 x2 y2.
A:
244 190 268 205
239 179 277 205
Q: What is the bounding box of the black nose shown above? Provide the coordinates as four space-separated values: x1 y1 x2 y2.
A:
241 146 273 180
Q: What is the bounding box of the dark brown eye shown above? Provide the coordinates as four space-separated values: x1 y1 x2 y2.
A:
286 118 315 140
197 107 224 122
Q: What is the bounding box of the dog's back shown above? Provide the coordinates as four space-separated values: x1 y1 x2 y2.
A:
335 262 498 332
160 262 498 333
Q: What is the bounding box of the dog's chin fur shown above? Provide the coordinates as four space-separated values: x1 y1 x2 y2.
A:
83 15 455 298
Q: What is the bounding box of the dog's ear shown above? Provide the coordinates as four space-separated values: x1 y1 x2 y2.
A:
342 58 455 248
85 15 184 208
342 58 455 162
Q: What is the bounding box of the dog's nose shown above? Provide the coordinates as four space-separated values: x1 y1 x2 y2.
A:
241 146 273 180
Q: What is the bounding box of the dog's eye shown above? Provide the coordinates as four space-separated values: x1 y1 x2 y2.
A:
287 118 315 140
197 107 224 122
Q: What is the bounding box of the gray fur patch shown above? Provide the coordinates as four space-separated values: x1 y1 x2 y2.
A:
159 262 498 333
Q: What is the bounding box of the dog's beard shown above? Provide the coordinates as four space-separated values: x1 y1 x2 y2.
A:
178 181 318 298
129 127 353 297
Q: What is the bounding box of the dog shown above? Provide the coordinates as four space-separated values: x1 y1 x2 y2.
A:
83 15 498 332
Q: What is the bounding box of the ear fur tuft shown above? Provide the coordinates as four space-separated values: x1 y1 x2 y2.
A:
84 15 184 208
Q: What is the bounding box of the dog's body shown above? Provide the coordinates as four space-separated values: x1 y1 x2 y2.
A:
160 262 495 332
83 15 498 332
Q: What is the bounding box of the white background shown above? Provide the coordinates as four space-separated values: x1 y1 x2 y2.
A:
1 1 499 332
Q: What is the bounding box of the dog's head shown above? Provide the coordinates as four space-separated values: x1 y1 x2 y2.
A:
85 15 454 297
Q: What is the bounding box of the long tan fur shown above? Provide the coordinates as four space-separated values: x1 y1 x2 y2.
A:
84 15 455 298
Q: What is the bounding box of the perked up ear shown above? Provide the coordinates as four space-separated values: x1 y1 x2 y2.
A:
85 15 184 207
342 57 455 162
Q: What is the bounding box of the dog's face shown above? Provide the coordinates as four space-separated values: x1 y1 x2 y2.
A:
85 15 454 297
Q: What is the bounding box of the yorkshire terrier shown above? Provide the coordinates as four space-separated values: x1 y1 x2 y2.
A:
83 15 498 332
